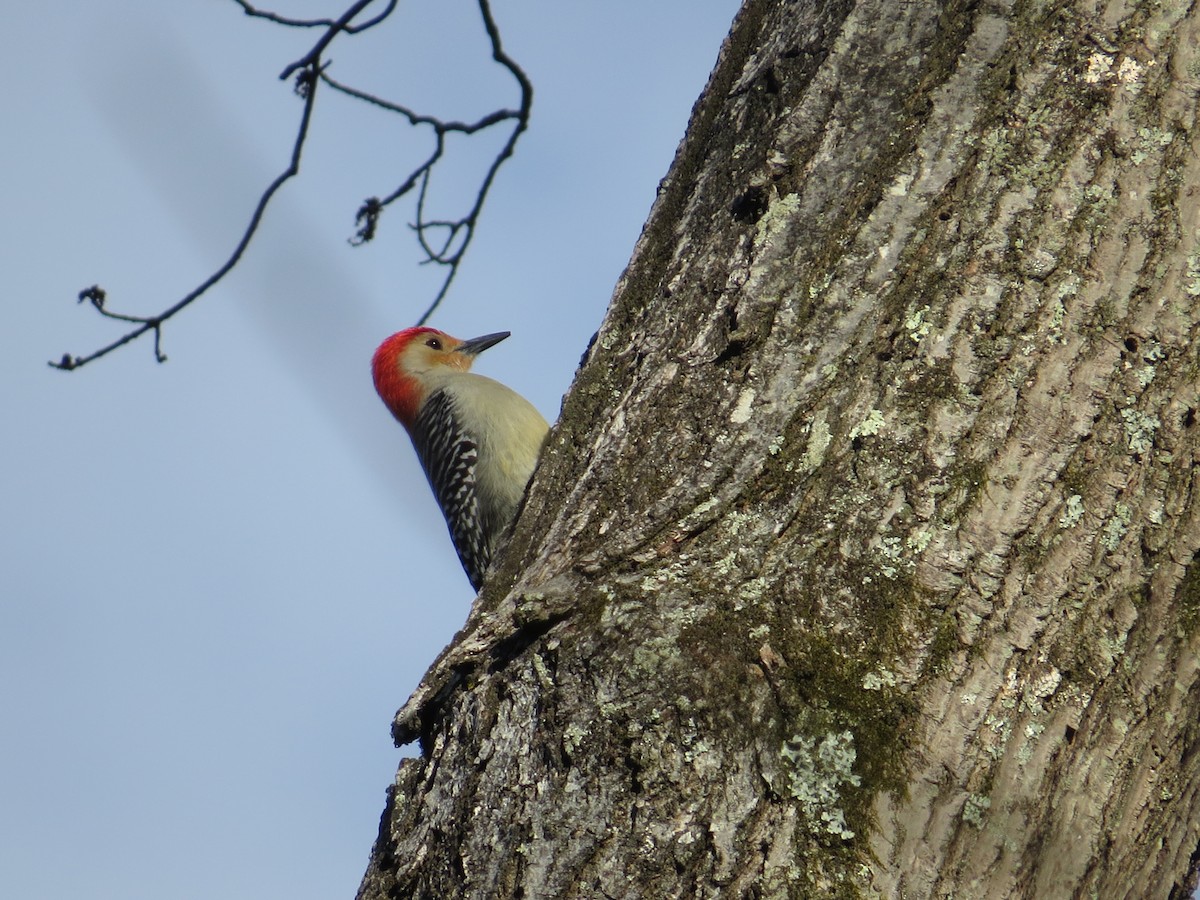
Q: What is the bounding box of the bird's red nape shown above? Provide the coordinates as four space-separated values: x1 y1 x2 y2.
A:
372 327 442 427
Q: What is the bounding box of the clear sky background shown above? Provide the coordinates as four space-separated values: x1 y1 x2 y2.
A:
2 2 741 898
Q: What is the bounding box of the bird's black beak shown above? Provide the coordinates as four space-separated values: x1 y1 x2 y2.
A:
457 331 511 356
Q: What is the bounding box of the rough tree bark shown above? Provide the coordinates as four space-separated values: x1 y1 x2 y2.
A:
358 0 1200 896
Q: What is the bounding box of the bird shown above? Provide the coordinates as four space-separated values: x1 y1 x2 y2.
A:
372 327 550 590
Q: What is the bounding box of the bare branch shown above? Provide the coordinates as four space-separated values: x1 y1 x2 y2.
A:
53 0 531 368
383 0 532 325
275 0 533 326
50 65 322 371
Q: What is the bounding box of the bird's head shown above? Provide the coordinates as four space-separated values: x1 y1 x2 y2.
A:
372 327 510 427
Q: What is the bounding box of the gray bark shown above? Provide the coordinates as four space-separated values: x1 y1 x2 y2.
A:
358 0 1200 896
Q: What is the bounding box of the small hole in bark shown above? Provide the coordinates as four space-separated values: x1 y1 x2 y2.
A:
731 185 769 224
762 66 781 94
714 339 750 365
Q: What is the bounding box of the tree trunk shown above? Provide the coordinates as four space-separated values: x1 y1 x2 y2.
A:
357 0 1200 896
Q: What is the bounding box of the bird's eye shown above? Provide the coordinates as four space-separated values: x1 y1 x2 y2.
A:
426 338 442 350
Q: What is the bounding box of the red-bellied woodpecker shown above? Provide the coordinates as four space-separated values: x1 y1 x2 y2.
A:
372 327 549 590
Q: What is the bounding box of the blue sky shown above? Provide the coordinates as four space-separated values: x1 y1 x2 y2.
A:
2 2 741 898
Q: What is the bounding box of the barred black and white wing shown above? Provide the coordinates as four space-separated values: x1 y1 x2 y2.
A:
410 389 491 590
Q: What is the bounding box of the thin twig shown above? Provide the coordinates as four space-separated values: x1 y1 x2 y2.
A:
232 0 397 32
277 0 380 80
50 65 323 370
350 135 445 246
320 71 521 133
409 0 532 324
